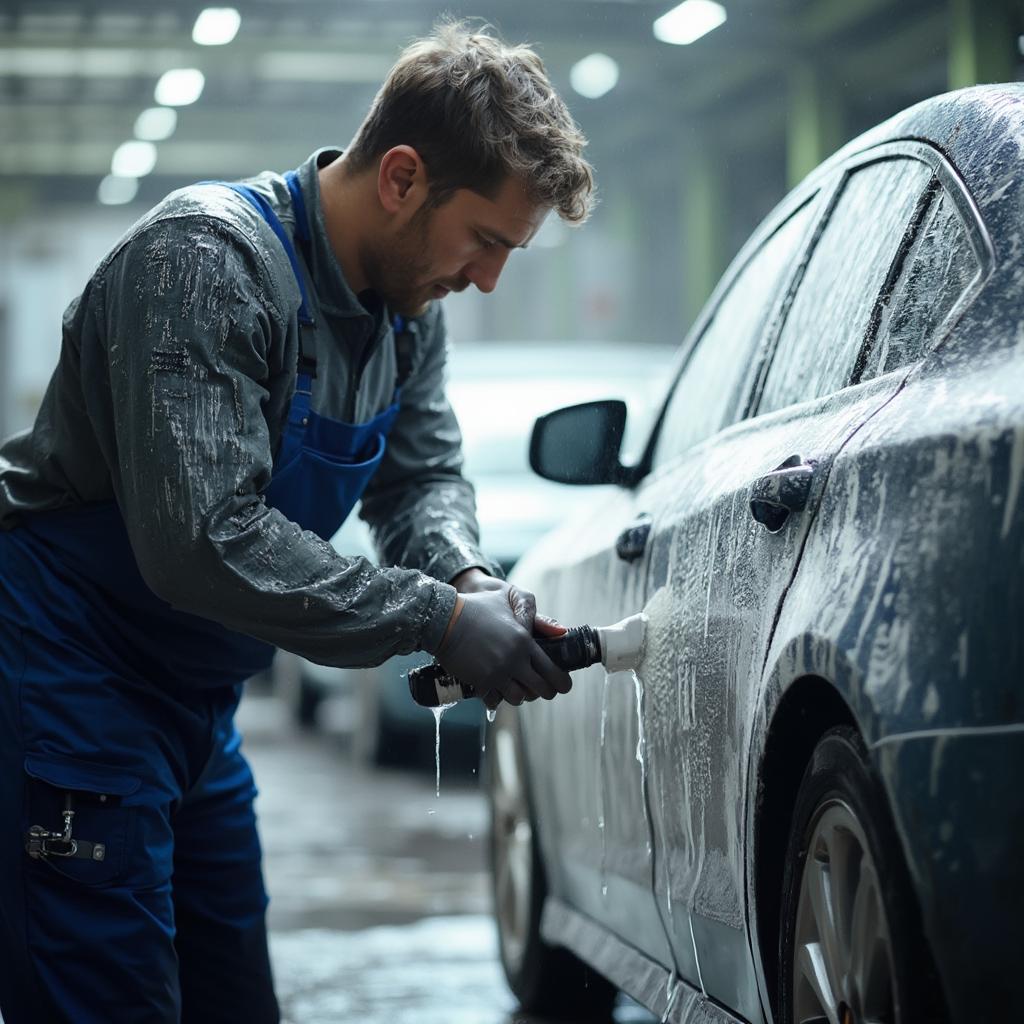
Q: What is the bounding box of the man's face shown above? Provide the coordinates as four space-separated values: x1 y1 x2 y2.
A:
369 175 549 317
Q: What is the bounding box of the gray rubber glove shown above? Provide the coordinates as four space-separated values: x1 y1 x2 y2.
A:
435 587 573 706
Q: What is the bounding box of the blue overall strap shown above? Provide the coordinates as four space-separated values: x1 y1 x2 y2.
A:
220 182 315 329
284 170 311 247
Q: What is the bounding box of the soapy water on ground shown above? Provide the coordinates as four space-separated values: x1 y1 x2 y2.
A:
272 915 656 1024
271 915 514 1024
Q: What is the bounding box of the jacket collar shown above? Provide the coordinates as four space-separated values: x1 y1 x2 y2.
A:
293 147 385 330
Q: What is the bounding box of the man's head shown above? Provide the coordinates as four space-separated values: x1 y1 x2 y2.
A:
340 19 594 315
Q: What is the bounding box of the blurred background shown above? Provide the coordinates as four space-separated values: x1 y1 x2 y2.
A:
2 3 1022 1020
2 0 1022 440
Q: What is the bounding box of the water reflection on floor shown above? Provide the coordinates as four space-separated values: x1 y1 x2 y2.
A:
242 690 655 1024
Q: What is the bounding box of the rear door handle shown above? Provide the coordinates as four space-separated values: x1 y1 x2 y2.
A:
616 514 651 562
749 455 817 533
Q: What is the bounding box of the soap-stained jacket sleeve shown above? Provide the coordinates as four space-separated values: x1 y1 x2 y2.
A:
358 303 501 583
91 212 456 664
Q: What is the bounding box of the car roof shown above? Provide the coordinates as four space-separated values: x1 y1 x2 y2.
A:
808 83 1024 216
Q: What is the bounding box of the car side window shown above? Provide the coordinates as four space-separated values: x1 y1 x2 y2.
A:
856 184 980 381
758 158 933 415
652 199 815 468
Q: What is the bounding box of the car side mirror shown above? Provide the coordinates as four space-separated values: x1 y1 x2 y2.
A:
529 400 627 485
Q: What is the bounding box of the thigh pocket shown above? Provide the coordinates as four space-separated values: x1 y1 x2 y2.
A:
23 752 140 887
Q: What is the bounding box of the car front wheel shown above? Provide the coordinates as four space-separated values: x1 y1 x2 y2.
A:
779 726 946 1024
486 704 617 1021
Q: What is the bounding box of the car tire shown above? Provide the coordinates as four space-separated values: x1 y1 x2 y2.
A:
779 726 947 1024
486 705 617 1022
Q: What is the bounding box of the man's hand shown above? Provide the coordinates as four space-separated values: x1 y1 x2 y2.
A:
451 567 566 633
441 568 571 707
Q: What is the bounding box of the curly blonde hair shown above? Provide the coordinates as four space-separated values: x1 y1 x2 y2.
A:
346 19 595 223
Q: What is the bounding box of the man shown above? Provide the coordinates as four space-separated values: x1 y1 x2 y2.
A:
0 20 594 1024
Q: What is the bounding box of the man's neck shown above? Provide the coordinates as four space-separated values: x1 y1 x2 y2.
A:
317 155 375 295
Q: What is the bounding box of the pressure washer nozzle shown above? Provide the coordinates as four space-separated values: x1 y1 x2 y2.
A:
407 613 648 708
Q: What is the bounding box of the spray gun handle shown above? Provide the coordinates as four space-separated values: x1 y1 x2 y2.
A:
407 626 603 708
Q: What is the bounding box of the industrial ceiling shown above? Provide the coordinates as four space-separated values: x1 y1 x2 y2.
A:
1 0 962 211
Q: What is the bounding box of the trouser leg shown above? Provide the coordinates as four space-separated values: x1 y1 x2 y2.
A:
0 623 48 1023
173 709 279 1024
0 628 183 1023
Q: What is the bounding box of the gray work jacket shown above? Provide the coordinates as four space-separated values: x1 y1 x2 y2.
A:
0 149 497 666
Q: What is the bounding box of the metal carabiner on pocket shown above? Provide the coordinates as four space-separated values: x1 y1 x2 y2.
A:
25 792 106 862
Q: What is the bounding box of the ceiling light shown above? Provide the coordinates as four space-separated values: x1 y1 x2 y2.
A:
111 140 157 178
98 175 139 205
570 53 619 100
192 8 241 46
154 68 205 106
134 107 177 142
653 0 727 45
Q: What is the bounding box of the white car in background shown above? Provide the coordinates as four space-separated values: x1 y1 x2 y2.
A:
275 341 674 766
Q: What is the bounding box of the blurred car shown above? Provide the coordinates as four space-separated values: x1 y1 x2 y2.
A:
485 85 1024 1024
275 340 673 767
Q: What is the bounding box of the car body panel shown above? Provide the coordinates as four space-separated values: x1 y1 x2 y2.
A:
875 726 1024 1022
507 85 1024 1024
637 380 903 1018
541 897 747 1024
519 487 676 968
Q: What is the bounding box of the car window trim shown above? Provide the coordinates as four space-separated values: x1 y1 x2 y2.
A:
633 180 828 484
748 139 995 417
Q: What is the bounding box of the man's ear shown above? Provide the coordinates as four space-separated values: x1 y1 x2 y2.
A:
377 146 429 216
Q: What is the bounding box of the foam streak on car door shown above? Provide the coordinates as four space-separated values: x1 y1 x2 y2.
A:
639 152 935 1022
514 483 675 971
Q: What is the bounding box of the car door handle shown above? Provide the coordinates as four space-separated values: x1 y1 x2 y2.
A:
616 514 651 562
749 456 817 533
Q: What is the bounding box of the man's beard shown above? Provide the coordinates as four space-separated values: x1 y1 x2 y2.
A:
365 209 436 317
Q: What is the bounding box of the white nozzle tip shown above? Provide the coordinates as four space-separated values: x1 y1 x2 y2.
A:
597 613 647 673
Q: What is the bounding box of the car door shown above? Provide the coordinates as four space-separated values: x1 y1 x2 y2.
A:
637 146 947 1022
521 179 825 976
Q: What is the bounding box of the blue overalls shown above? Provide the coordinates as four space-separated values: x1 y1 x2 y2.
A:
0 171 403 1023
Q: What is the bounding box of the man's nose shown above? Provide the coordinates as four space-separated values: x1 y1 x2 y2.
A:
465 247 510 294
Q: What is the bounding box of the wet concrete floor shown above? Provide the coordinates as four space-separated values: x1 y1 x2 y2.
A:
240 689 657 1024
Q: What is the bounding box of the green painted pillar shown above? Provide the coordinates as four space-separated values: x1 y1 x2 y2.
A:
787 60 844 189
949 0 1017 87
0 183 35 225
681 133 724 326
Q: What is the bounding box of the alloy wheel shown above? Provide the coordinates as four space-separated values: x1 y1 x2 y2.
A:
490 717 534 974
792 800 897 1024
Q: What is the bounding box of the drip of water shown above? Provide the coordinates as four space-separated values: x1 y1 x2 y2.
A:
631 670 652 856
661 972 681 1024
481 707 497 757
688 912 707 998
599 672 611 898
431 703 455 798
632 671 645 767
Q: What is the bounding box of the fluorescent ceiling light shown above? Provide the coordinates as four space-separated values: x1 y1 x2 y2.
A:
134 107 177 141
111 140 157 177
98 174 139 205
653 0 727 45
570 53 619 100
192 8 241 46
154 68 205 106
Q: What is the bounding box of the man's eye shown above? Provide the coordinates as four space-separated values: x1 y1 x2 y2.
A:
477 233 496 249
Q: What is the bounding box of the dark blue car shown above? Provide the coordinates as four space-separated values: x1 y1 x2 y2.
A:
487 85 1024 1024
